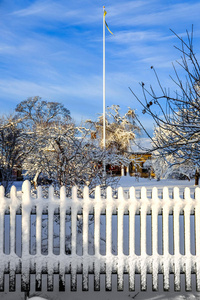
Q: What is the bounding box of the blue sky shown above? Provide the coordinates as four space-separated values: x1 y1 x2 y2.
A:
0 0 200 134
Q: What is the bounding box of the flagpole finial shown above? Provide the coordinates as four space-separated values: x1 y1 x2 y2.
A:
103 6 105 8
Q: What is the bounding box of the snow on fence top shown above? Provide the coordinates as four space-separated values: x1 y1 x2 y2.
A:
0 180 200 292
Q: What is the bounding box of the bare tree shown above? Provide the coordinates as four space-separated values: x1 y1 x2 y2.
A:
0 115 26 194
130 27 200 184
87 105 141 176
87 105 140 154
17 98 128 195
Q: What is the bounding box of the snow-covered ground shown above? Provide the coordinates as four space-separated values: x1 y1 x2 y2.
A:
13 176 197 191
118 176 196 190
2 178 200 300
28 297 47 300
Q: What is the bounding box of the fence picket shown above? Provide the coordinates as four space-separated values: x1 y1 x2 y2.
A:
128 187 137 291
152 187 159 291
21 181 32 291
184 188 192 291
173 187 182 291
117 188 124 290
162 187 170 291
105 186 113 291
0 186 5 260
195 188 200 291
140 187 148 291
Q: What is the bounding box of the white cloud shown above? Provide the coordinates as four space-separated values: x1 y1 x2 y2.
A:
10 0 99 25
1 0 200 129
11 1 51 17
110 1 200 27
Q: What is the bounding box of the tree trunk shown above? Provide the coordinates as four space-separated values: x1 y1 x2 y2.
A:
126 166 129 176
121 165 124 177
195 169 199 186
33 171 41 189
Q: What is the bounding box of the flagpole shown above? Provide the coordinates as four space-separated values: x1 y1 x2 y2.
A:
103 6 106 177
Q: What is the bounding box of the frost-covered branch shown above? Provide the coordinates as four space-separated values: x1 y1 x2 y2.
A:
130 28 200 183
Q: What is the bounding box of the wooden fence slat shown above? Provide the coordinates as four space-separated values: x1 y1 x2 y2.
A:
184 188 192 291
195 188 200 291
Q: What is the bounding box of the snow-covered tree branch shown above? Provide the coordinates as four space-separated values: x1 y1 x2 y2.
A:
130 27 200 184
87 105 140 156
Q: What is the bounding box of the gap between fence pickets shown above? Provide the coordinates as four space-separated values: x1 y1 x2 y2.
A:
0 181 199 292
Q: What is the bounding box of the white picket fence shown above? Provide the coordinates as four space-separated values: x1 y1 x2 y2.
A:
0 180 200 293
